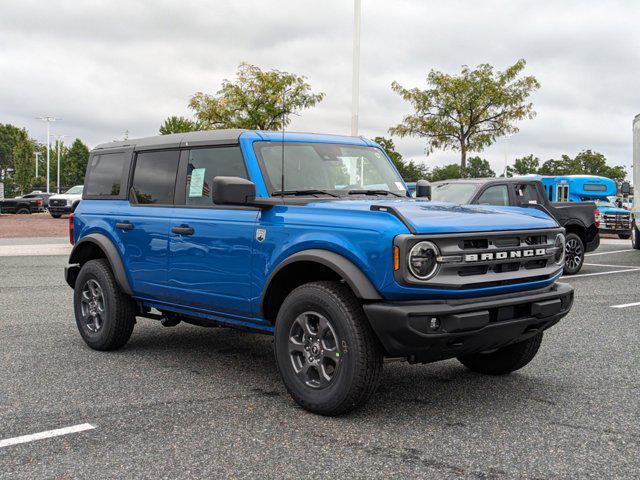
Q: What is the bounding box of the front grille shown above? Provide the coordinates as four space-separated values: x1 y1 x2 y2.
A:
603 213 630 228
49 199 66 207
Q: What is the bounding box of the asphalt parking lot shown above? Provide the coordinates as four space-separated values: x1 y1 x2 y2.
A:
0 238 638 479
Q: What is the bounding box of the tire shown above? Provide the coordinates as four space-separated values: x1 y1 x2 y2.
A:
457 332 543 375
274 281 383 416
631 220 640 249
50 213 62 219
563 233 584 275
618 233 631 240
16 208 30 214
73 259 136 351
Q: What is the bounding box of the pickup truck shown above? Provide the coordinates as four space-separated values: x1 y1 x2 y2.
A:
48 185 83 218
429 178 599 275
0 191 52 214
64 130 573 415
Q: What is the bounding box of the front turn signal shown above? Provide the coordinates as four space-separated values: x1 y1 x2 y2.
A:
393 246 400 271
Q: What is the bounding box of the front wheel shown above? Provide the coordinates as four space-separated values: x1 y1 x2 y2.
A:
458 332 543 375
50 213 62 218
563 233 584 275
73 259 136 350
274 281 383 416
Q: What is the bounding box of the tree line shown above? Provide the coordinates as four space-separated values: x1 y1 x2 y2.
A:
159 61 626 184
0 124 89 196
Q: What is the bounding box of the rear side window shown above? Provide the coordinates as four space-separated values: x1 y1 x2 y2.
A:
476 185 509 206
182 147 248 206
515 183 540 205
85 152 128 197
131 151 180 205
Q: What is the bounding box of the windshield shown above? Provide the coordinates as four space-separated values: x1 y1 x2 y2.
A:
253 142 406 195
431 183 478 204
65 185 84 194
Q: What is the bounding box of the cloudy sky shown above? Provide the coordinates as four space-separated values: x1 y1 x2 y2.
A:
1 0 638 176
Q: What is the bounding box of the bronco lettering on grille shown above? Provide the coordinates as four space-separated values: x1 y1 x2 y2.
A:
464 248 547 262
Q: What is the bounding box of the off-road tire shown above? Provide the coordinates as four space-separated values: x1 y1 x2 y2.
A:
563 233 584 275
73 259 136 351
274 281 383 416
457 332 543 375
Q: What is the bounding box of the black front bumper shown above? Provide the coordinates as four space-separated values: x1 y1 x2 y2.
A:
599 227 630 235
48 205 72 214
363 283 573 363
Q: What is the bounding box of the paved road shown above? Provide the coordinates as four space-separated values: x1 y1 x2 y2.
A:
0 240 638 478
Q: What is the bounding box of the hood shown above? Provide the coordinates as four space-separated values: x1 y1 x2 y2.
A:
308 198 558 234
49 193 81 201
597 205 629 215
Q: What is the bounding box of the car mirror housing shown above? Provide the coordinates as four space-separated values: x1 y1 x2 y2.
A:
415 180 431 199
213 176 257 206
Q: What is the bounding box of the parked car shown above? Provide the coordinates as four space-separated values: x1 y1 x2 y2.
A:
48 185 83 218
65 130 573 415
0 191 52 214
430 177 599 274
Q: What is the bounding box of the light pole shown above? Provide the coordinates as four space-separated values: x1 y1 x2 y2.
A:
351 0 361 136
55 134 66 193
35 152 40 178
36 116 59 193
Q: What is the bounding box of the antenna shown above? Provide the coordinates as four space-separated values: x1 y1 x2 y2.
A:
281 88 286 201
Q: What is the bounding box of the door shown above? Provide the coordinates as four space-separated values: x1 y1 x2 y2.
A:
116 149 180 300
167 146 259 316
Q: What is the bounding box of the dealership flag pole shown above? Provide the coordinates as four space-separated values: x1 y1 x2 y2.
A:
351 0 361 136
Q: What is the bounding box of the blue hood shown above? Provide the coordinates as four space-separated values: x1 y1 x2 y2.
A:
597 205 629 215
309 199 558 234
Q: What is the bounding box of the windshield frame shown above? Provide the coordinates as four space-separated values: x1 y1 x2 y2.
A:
431 182 480 204
252 141 407 197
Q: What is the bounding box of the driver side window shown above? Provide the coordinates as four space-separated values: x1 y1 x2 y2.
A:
476 185 509 206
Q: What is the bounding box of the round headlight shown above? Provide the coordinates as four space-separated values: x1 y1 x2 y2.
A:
408 241 440 280
554 233 566 265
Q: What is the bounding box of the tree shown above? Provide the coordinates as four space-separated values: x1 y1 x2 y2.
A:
373 136 429 181
506 154 540 177
429 163 462 182
0 123 29 175
159 116 203 135
11 136 35 194
466 156 495 178
389 59 540 174
537 150 626 182
189 62 325 130
63 139 90 186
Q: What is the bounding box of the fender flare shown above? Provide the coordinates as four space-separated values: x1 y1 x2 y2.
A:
68 233 133 295
260 249 382 314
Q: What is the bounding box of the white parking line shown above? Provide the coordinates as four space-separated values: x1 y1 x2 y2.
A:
0 423 95 449
562 267 640 279
583 263 640 269
585 249 634 257
610 301 640 309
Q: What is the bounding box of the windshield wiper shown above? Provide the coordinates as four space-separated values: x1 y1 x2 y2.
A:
273 189 339 198
347 189 403 197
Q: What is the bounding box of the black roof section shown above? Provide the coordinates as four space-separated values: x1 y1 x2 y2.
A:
430 176 541 185
92 129 248 151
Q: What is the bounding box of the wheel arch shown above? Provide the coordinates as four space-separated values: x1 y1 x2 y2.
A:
67 233 133 295
563 221 587 243
260 249 382 323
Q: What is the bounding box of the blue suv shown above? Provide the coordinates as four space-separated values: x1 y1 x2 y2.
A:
65 130 573 415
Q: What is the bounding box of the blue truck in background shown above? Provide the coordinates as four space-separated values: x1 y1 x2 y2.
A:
539 175 631 239
64 130 573 415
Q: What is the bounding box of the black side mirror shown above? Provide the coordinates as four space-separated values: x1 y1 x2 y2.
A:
213 176 256 206
415 180 431 199
621 181 630 196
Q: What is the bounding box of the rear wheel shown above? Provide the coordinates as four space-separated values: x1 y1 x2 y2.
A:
274 281 383 416
16 208 30 214
563 233 584 275
458 332 543 375
73 259 136 350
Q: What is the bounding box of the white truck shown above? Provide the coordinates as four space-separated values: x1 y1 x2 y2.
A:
47 185 83 218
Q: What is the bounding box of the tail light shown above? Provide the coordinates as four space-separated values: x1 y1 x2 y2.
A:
594 209 601 228
36 199 42 208
69 213 75 245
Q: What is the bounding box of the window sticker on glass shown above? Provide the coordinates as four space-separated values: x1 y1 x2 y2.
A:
189 168 206 197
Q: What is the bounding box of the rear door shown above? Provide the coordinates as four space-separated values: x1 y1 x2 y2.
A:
167 146 259 316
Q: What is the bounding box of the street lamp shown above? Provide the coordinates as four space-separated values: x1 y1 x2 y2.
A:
36 116 59 193
54 134 66 193
35 152 41 178
351 0 361 136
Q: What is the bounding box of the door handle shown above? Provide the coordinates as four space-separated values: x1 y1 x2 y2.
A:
171 226 194 235
116 222 134 231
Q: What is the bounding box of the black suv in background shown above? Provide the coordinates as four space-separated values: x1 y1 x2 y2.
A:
430 178 599 274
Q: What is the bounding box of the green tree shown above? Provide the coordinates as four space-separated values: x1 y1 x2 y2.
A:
466 156 495 178
63 139 90 186
159 116 203 135
11 136 35 194
429 163 462 182
538 155 574 176
373 136 429 182
506 154 540 176
575 150 626 182
390 59 540 175
0 124 29 175
189 62 325 130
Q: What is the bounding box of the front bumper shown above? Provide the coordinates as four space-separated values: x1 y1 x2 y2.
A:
599 227 630 235
48 205 72 214
363 283 573 363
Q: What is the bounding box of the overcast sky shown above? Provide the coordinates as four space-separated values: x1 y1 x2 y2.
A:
1 0 638 175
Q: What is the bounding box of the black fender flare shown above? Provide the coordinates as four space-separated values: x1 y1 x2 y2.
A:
68 233 133 295
260 249 382 315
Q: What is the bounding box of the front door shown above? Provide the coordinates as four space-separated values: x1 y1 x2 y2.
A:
167 146 258 317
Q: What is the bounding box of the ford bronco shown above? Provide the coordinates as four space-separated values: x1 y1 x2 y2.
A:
65 130 573 415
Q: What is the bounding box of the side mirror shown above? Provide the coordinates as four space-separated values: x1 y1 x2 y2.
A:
621 181 631 196
213 176 256 206
415 180 431 199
